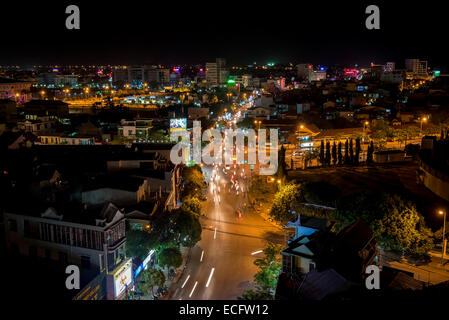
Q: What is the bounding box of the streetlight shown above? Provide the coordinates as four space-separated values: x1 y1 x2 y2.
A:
254 120 261 130
420 117 427 136
439 210 447 267
363 121 369 132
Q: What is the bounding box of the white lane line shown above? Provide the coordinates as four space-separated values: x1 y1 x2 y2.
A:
189 281 198 298
200 250 204 262
214 227 217 239
181 275 190 288
205 268 215 287
251 250 263 255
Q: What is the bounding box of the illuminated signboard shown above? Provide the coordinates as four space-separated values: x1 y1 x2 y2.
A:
300 142 314 148
114 260 133 298
170 118 187 131
134 250 155 279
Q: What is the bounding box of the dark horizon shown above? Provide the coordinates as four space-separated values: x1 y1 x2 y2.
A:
1 1 448 69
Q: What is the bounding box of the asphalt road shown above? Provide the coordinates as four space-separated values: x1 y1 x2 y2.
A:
171 164 284 300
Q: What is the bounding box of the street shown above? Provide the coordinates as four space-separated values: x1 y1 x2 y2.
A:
171 163 284 300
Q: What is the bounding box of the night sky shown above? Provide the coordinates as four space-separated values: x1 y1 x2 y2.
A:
1 1 448 69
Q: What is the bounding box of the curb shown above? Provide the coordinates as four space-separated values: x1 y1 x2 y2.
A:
164 247 191 300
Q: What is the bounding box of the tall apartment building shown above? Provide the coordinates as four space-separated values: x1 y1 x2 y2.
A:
296 64 312 80
112 66 170 86
146 68 170 85
405 59 428 76
206 58 228 86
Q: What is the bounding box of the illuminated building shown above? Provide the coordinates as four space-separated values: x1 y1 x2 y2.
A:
385 62 395 72
0 77 32 101
405 58 428 76
206 58 228 86
4 202 127 281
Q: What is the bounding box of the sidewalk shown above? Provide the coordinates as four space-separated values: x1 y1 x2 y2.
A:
380 250 449 285
251 201 284 231
159 246 191 300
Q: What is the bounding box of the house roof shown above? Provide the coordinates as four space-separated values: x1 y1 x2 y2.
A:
297 269 349 301
313 127 364 140
337 220 375 252
82 174 145 192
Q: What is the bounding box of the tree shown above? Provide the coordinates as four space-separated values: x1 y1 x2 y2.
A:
125 229 154 260
366 141 374 164
277 145 287 180
139 267 166 296
325 141 331 166
158 247 183 271
332 141 337 166
344 139 350 165
349 138 354 164
253 242 283 292
355 138 361 165
181 165 205 199
269 183 301 223
319 140 325 166
337 141 343 166
171 208 202 247
335 192 434 254
371 194 434 254
181 196 202 216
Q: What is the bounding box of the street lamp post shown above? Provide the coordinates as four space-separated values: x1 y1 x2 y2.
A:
420 117 427 136
439 210 447 267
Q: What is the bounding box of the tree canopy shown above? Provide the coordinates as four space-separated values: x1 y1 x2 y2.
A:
158 247 183 270
269 183 301 223
138 267 166 296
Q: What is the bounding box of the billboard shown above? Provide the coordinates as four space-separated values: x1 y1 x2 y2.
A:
114 259 133 298
170 118 187 131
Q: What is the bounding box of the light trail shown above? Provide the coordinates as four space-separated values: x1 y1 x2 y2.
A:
200 250 204 262
251 250 263 255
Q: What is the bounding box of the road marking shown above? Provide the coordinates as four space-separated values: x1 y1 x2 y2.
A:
214 227 217 239
206 268 215 287
251 250 263 255
181 275 190 288
189 281 198 298
200 250 204 262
